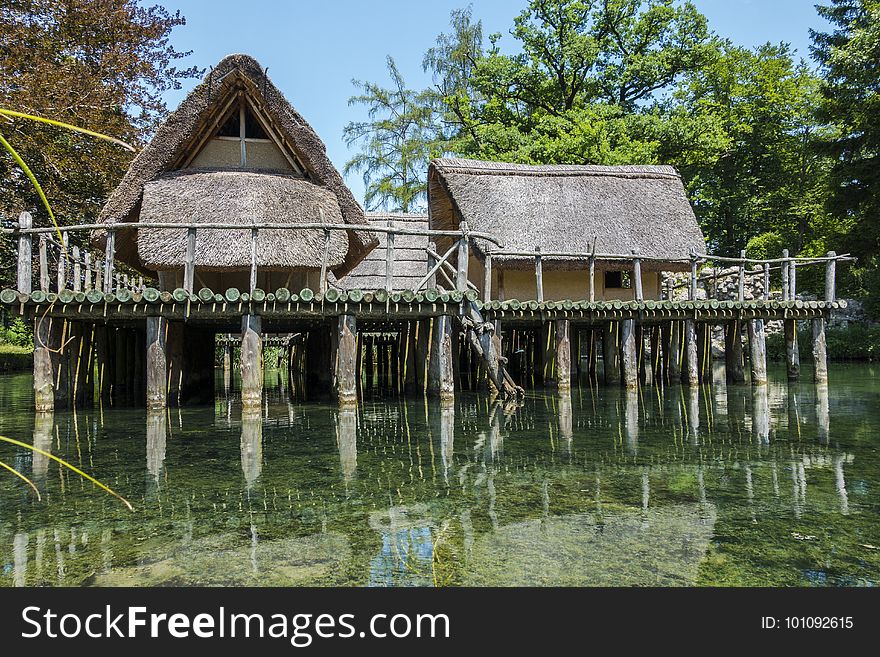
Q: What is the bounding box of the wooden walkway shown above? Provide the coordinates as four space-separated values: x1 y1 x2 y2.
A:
0 211 853 412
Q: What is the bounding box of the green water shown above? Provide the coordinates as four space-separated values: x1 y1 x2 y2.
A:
0 364 878 587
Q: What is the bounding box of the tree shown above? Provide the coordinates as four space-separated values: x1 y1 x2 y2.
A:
0 0 200 284
343 56 440 212
811 0 880 304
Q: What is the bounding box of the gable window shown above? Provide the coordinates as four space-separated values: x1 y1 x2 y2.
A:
188 98 303 173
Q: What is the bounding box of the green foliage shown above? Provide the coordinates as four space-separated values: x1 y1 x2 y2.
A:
0 315 32 348
343 57 442 212
745 232 786 261
811 0 880 302
767 323 880 361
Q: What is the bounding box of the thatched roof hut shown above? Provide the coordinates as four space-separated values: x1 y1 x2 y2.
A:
428 158 705 272
338 213 429 291
95 53 376 277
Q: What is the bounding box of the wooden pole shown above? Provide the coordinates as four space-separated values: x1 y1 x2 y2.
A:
84 251 92 291
603 322 621 385
334 314 358 405
588 255 595 303
738 250 746 302
184 227 196 294
385 219 395 293
241 314 263 409
725 321 746 383
535 246 544 302
621 319 638 389
632 251 643 302
33 316 58 411
781 248 790 300
689 253 698 301
103 230 115 292
748 318 768 386
825 251 836 302
39 235 49 292
249 227 258 293
72 246 81 293
483 253 492 301
684 320 699 386
57 232 68 291
812 318 828 384
785 317 800 381
456 222 470 292
428 315 455 401
763 263 770 300
146 316 167 409
17 212 32 293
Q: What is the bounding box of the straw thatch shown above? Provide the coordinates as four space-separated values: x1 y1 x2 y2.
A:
138 169 348 271
338 213 429 290
428 158 705 271
95 53 376 276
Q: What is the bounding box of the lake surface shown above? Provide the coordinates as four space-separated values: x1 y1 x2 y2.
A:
1 364 878 587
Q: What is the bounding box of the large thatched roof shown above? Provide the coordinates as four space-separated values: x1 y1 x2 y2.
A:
95 53 376 276
428 158 705 271
338 213 428 291
138 170 348 271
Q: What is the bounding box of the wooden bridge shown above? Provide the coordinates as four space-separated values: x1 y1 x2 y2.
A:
1 211 852 412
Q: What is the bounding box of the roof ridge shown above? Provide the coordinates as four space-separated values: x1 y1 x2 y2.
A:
431 157 681 180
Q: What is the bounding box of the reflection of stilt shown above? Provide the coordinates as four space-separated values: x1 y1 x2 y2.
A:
32 411 53 489
439 401 455 480
240 410 263 490
834 454 849 515
752 385 770 444
336 407 357 483
557 391 573 456
624 388 639 454
687 386 700 445
816 383 830 444
146 410 167 491
13 532 28 587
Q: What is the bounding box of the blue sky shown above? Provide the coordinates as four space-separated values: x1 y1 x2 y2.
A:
163 0 831 204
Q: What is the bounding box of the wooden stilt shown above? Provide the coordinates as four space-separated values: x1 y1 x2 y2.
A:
33 315 60 412
603 322 621 385
812 318 828 384
333 314 358 405
428 315 455 401
785 319 800 381
554 319 571 390
684 319 699 386
241 314 263 409
747 319 767 386
725 321 746 384
146 316 167 410
667 321 681 383
621 319 638 389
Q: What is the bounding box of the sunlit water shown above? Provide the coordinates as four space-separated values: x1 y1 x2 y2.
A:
0 363 878 587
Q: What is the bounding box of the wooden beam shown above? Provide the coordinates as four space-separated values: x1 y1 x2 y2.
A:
146 316 167 410
456 222 470 292
334 314 358 405
632 251 643 302
241 314 263 408
17 212 33 293
621 319 638 389
748 319 767 386
825 251 836 302
483 253 492 301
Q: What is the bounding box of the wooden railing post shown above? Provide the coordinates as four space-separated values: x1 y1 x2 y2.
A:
39 235 49 293
57 231 68 291
72 245 81 292
456 221 469 292
104 229 115 293
535 246 544 302
631 250 643 302
763 262 770 301
689 251 697 301
738 250 746 302
825 251 836 302
184 226 196 294
16 211 32 293
588 254 595 303
781 248 789 300
426 240 438 290
483 251 492 301
789 258 797 299
250 227 259 294
84 251 92 291
385 219 395 293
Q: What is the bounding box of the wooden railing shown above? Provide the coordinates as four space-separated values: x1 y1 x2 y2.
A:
3 210 854 303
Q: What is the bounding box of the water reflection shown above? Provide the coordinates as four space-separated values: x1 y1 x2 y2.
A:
0 366 874 587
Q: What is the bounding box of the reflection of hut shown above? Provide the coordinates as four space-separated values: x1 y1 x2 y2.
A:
94 53 376 292
337 213 428 291
428 158 706 301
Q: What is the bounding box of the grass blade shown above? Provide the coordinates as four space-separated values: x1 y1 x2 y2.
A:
0 435 133 511
0 108 136 152
0 459 42 501
0 130 62 243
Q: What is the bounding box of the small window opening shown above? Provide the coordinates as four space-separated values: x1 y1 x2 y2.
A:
605 271 632 289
